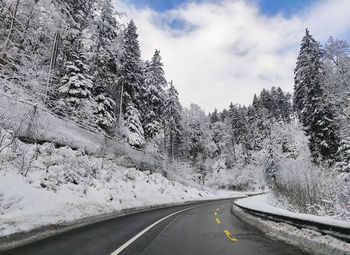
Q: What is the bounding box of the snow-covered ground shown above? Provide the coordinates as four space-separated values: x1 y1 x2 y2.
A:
0 134 245 238
234 194 350 255
232 202 350 255
235 194 350 229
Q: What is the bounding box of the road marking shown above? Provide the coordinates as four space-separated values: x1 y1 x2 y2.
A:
216 208 220 211
214 212 217 216
110 204 206 255
224 230 238 242
216 218 221 224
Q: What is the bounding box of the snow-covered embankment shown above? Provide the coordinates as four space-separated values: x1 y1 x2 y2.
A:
0 134 246 251
233 194 350 255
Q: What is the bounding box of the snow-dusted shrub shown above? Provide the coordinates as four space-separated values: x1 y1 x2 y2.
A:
14 143 37 177
163 159 204 190
0 128 16 168
232 164 266 191
336 173 350 220
273 159 340 216
205 157 266 192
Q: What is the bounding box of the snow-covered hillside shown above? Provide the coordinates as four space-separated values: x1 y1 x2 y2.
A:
0 129 241 237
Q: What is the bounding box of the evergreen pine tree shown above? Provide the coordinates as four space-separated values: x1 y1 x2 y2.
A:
294 29 323 123
117 20 144 120
220 109 228 121
90 0 120 132
164 81 182 159
57 51 94 124
94 86 116 133
252 94 260 109
123 103 145 148
276 87 292 121
143 50 167 139
56 0 95 61
210 108 219 123
265 145 278 188
55 0 96 125
294 29 340 163
336 140 350 172
116 20 146 144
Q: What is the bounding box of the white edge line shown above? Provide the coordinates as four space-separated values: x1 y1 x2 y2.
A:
110 204 207 255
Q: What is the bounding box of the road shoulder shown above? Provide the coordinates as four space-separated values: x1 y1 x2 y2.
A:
231 203 350 255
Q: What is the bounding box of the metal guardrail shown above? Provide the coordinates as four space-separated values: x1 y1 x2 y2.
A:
234 203 350 243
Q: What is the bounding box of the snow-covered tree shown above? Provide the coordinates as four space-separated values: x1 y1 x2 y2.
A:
324 37 350 140
181 104 217 183
143 50 167 139
94 86 116 133
324 37 350 68
115 20 147 144
57 52 95 124
89 0 121 132
264 145 278 188
123 104 145 148
337 140 350 172
164 81 182 159
275 87 292 122
210 108 219 123
0 0 20 67
182 104 216 162
294 29 339 163
55 0 94 60
117 20 144 124
0 0 64 101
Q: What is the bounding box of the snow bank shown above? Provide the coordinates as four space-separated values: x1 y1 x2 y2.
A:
0 140 245 240
235 194 350 229
232 203 350 255
0 168 241 237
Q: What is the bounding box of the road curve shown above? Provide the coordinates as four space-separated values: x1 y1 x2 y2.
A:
1 199 308 255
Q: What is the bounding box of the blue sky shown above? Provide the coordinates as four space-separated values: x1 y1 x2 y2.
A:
126 0 193 12
259 0 317 16
120 0 350 111
127 0 318 16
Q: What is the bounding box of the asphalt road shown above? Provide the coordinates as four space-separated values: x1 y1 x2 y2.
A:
1 199 308 255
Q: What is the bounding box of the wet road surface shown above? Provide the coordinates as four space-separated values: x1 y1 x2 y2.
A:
1 199 308 255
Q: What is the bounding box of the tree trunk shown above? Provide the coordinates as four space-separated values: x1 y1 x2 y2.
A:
18 0 39 50
230 131 237 162
119 84 124 130
169 131 173 160
242 139 249 165
45 30 61 103
163 120 166 154
1 0 20 64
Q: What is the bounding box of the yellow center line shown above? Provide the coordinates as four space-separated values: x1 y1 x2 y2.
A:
214 212 217 216
216 208 220 212
216 218 221 224
224 230 238 242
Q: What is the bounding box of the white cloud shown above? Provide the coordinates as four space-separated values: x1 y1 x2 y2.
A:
114 0 350 112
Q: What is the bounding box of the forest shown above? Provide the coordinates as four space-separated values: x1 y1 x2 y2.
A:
1 0 350 221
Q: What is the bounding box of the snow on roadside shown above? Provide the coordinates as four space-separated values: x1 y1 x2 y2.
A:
0 140 244 238
232 204 350 255
235 194 350 228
